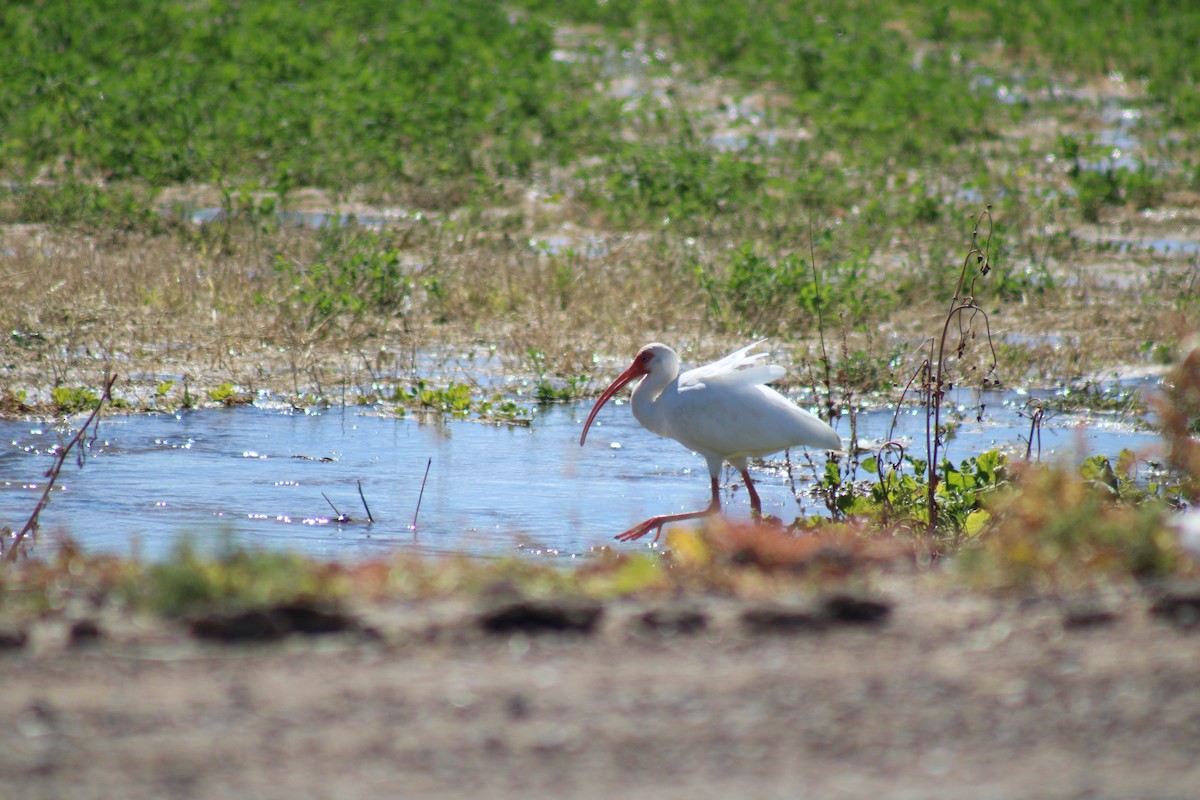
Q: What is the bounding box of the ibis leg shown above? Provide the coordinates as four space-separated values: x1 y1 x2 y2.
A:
615 477 721 543
739 468 762 516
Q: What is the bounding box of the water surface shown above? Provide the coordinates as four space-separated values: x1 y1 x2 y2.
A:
0 393 1161 561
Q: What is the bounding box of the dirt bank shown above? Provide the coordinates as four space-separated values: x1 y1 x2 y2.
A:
3 583 1198 800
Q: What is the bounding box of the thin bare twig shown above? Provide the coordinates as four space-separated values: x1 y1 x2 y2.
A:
921 207 998 531
883 207 998 534
357 479 374 523
410 457 432 532
4 374 117 563
1020 399 1048 462
321 491 351 523
809 216 836 424
873 440 907 519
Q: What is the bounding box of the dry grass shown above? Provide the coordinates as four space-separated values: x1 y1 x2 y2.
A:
0 202 1194 413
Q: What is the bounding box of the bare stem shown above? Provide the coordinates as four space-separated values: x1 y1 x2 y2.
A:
410 457 432 532
5 374 117 563
357 479 374 524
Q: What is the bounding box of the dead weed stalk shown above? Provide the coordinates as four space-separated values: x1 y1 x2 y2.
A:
3 374 117 563
882 207 999 533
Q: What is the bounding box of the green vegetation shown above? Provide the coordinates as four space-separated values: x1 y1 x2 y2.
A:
0 0 610 189
3 0 1195 226
696 244 880 336
944 0 1200 126
853 449 1008 539
526 350 592 404
270 225 413 332
4 179 165 232
564 0 995 162
49 385 99 414
587 143 767 228
207 382 253 406
394 380 532 426
1058 134 1170 223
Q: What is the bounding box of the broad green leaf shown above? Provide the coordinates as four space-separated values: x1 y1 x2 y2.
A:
964 508 991 537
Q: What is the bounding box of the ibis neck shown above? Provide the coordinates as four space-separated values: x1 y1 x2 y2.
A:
630 371 677 439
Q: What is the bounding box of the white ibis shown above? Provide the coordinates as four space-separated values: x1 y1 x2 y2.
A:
580 342 842 543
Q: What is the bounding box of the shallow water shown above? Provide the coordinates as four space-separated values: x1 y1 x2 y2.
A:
0 391 1161 562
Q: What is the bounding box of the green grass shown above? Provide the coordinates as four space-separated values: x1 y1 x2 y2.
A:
1 179 165 232
695 243 884 336
941 0 1200 125
0 0 615 190
3 0 1194 200
586 142 768 228
0 0 1194 285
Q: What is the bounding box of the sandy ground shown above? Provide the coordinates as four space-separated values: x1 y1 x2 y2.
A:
2 583 1199 800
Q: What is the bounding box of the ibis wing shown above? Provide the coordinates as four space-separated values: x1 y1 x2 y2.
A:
665 381 840 458
679 340 786 389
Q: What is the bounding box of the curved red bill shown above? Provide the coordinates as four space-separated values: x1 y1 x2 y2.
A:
579 359 648 446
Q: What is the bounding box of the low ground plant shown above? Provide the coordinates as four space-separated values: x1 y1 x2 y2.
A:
270 225 413 333
392 380 532 426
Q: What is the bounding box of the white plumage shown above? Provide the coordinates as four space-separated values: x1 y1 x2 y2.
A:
580 342 842 542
